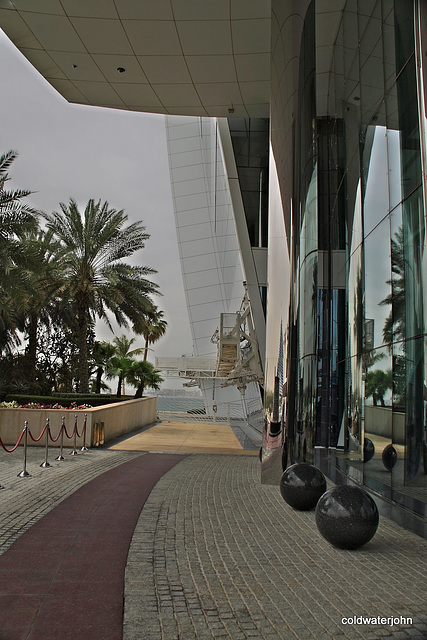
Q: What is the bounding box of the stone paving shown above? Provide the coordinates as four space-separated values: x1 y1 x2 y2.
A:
124 455 427 640
0 446 141 554
1 441 427 640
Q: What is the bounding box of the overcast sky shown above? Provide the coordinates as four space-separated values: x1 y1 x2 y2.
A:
0 29 194 387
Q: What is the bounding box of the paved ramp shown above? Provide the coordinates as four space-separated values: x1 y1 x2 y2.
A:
110 419 258 455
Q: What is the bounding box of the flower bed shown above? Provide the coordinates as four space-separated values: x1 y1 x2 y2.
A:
0 401 92 410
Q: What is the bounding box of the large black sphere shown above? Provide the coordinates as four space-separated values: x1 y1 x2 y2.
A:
315 486 379 550
280 463 327 511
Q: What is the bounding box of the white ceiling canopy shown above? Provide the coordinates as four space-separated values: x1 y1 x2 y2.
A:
0 0 271 117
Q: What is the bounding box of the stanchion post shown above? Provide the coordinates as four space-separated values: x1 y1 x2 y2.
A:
55 416 65 461
40 418 52 468
18 421 30 478
70 414 79 456
81 413 89 452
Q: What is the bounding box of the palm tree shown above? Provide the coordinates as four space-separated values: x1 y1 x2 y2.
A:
133 305 167 360
92 340 116 394
106 335 144 397
126 360 163 398
20 228 66 392
43 198 159 392
0 150 39 352
0 150 38 237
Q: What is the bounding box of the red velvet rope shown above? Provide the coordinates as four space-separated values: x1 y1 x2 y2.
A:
28 424 48 443
49 424 63 443
76 419 86 439
63 423 75 439
0 429 25 453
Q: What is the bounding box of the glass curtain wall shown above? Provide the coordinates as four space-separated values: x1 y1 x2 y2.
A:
283 1 318 466
269 0 426 517
326 0 427 514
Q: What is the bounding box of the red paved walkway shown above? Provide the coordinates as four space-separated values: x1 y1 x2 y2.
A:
0 453 186 640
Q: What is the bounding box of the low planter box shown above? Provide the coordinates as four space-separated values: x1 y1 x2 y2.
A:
0 397 157 448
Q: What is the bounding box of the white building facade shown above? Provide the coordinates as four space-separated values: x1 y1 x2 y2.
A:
164 116 265 419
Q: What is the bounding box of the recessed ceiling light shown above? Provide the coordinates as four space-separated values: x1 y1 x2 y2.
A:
117 67 126 73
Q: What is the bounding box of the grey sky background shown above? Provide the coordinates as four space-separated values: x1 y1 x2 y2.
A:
0 29 194 387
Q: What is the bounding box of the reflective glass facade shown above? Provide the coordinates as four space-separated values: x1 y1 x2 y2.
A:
228 118 269 250
265 0 427 529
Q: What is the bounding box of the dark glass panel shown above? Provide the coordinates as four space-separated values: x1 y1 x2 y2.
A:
394 0 416 74
228 118 269 247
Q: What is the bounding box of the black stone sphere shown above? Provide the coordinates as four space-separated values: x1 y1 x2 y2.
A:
315 486 379 550
382 444 397 471
280 463 327 511
363 437 375 463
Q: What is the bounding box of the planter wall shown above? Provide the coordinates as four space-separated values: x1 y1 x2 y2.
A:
0 397 157 447
364 405 405 445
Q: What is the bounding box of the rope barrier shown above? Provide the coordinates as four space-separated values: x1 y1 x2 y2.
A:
49 422 63 443
17 422 30 478
80 414 89 452
28 423 48 443
69 415 79 456
0 428 25 453
62 421 74 440
40 418 52 469
55 416 66 461
0 415 93 487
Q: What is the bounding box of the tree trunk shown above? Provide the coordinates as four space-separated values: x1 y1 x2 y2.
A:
134 383 144 398
77 303 90 393
116 374 122 398
27 312 38 393
95 367 103 394
143 336 149 361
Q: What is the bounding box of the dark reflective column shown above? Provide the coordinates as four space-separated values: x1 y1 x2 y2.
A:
391 0 426 508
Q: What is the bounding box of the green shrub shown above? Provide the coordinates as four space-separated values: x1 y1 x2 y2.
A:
4 394 129 408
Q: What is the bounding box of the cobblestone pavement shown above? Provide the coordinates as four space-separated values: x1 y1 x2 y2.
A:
0 446 142 554
124 455 427 640
1 447 427 640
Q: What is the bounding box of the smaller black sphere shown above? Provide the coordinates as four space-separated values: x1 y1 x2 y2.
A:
363 437 375 463
280 463 327 511
315 486 379 550
382 444 397 471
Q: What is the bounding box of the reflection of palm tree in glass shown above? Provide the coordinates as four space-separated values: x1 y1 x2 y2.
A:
378 226 406 408
365 369 393 406
379 226 405 344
